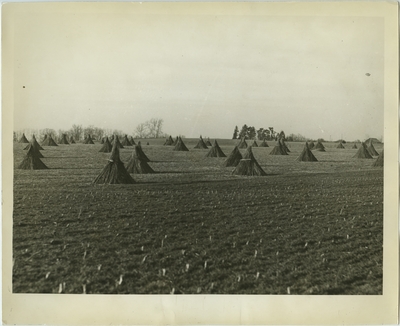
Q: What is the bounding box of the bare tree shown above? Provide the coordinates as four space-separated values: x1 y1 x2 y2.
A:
112 129 124 138
145 118 164 138
69 124 83 141
104 129 113 137
286 133 307 142
57 129 68 141
134 118 165 138
93 127 105 141
83 125 96 139
40 128 57 140
134 123 148 138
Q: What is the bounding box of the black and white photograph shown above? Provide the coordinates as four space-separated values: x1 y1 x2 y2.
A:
3 1 398 324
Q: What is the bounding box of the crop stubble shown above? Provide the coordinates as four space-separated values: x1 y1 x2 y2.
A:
12 140 383 294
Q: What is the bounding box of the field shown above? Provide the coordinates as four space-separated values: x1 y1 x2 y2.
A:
12 139 383 294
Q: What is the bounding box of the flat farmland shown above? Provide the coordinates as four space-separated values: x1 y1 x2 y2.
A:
12 139 383 294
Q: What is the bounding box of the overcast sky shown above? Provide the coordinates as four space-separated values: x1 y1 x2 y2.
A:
12 4 384 141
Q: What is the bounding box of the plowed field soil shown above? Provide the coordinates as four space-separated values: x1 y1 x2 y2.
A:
12 139 383 294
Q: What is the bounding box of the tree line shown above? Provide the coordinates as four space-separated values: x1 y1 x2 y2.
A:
14 118 167 142
232 125 315 142
232 125 285 141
